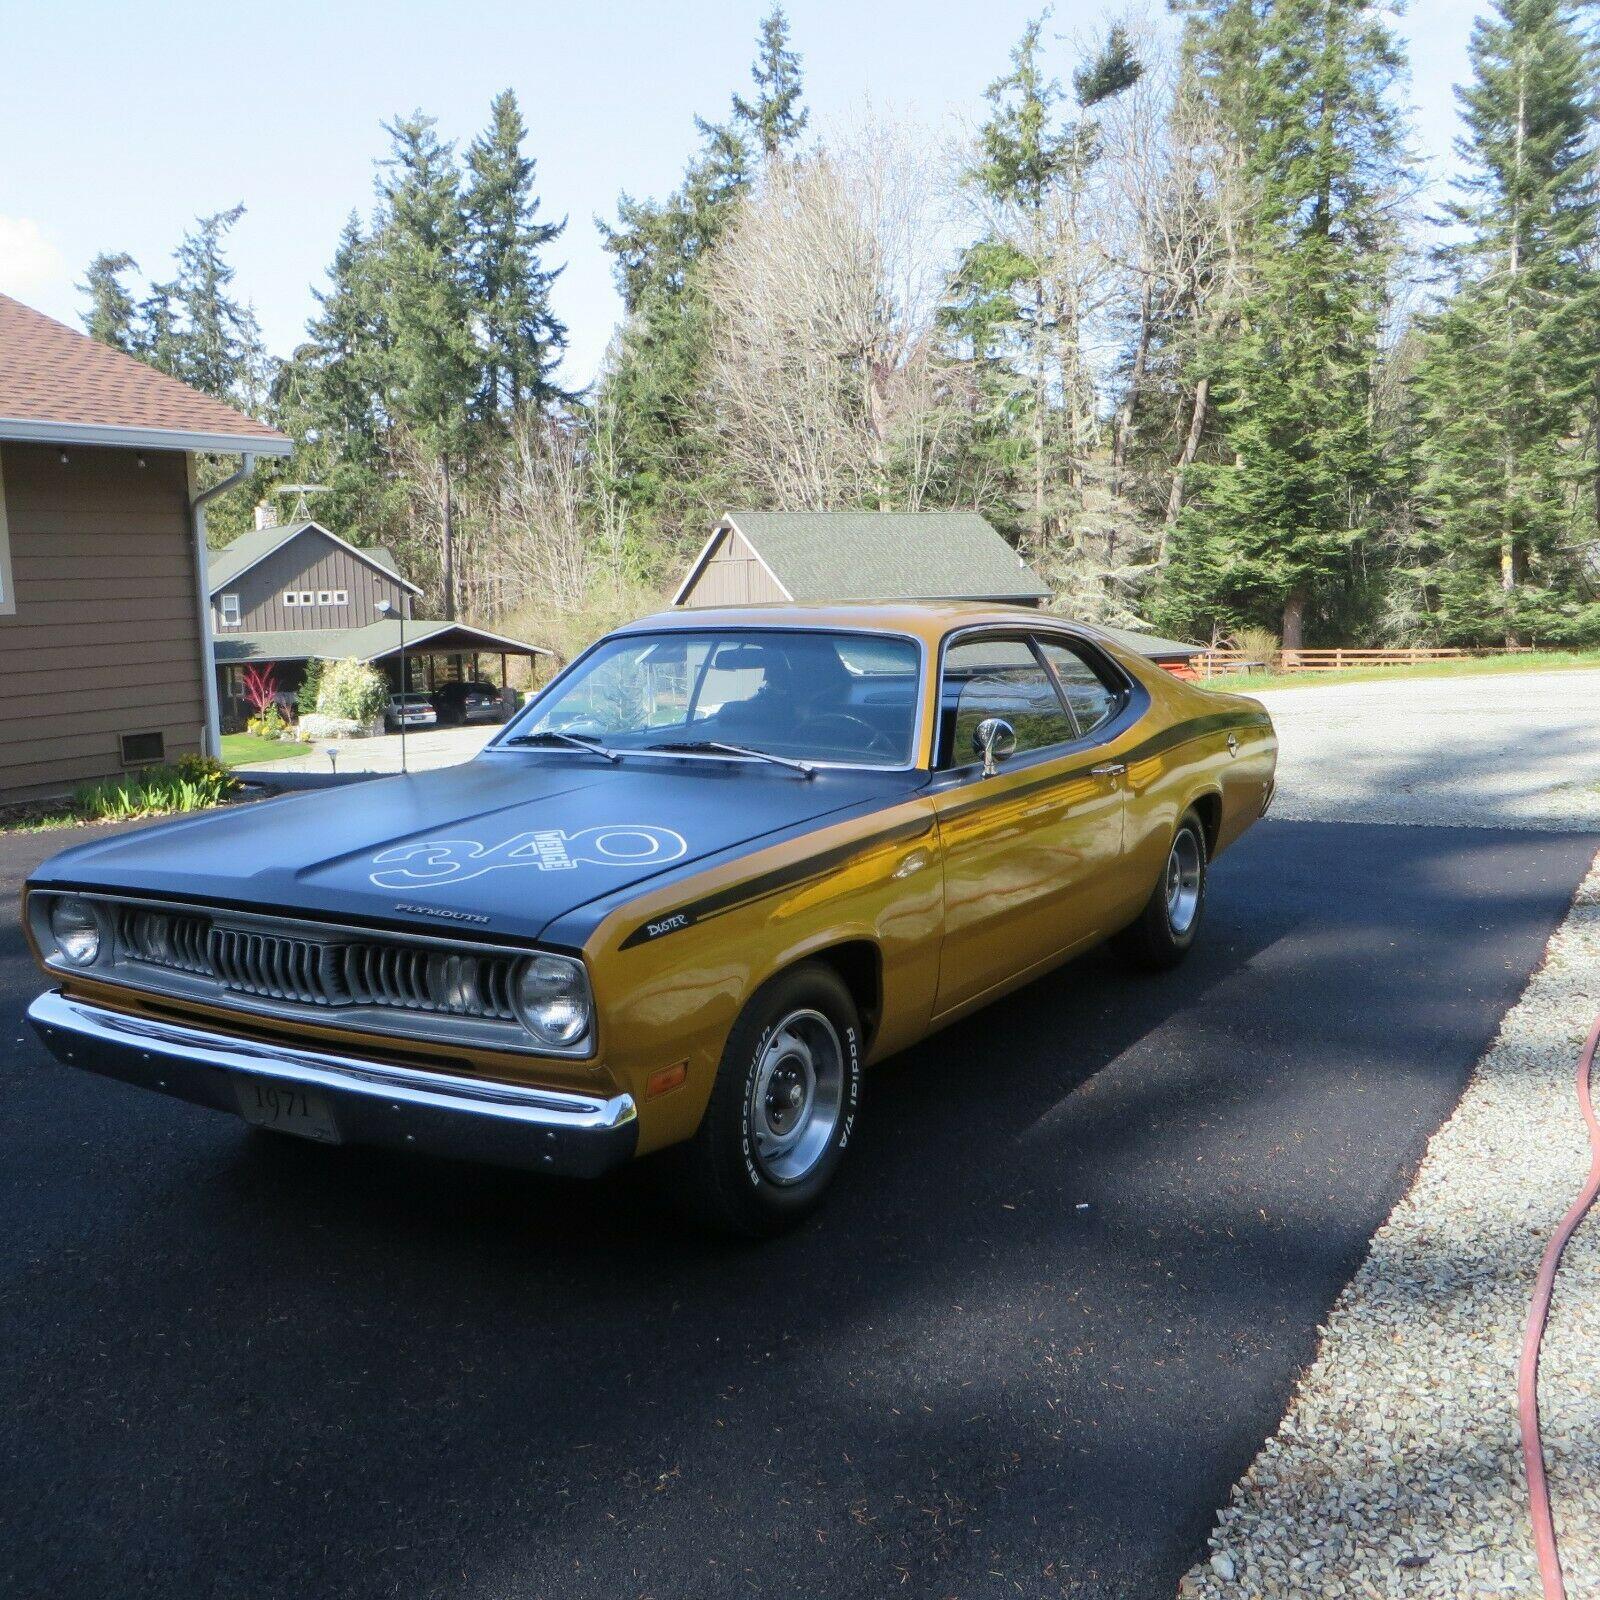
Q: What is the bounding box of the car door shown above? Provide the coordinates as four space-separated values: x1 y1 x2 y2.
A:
929 630 1130 1018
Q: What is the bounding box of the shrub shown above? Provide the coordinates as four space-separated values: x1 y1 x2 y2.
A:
246 704 287 740
72 758 240 822
1227 625 1281 668
240 663 279 717
297 657 327 713
316 657 388 724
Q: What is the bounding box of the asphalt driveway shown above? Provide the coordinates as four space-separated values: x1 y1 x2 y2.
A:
3 815 1595 1599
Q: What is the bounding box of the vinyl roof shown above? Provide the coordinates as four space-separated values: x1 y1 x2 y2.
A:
677 512 1051 605
0 294 291 455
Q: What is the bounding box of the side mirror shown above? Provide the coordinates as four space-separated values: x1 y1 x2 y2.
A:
973 716 1016 777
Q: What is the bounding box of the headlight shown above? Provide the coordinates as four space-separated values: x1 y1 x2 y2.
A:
514 953 592 1047
49 896 104 966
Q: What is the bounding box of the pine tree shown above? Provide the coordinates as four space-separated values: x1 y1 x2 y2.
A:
732 6 809 158
1413 0 1600 644
78 252 139 351
170 205 270 406
463 89 567 418
962 18 1138 558
274 213 398 539
1165 0 1406 647
373 111 481 618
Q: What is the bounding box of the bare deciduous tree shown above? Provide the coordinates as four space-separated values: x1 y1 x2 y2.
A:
702 116 969 512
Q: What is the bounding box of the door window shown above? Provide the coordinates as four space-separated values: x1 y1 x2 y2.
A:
1037 638 1120 736
938 637 1074 768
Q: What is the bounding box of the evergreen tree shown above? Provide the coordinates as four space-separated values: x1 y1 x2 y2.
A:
372 111 481 617
463 88 567 418
732 6 809 158
170 205 270 406
1413 0 1600 644
274 213 398 539
961 18 1138 555
1164 0 1406 647
78 252 139 351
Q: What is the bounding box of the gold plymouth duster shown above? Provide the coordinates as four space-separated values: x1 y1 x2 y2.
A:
25 603 1276 1234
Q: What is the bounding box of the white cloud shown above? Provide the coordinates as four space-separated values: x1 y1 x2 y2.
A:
0 216 69 305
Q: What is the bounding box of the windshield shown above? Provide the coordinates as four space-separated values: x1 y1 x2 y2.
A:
504 629 922 767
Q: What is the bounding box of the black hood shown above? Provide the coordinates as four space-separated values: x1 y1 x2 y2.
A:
30 752 914 943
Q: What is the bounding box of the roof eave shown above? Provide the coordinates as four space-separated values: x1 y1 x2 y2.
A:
0 416 293 456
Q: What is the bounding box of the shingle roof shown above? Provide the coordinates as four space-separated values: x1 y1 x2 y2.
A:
213 619 551 665
1094 623 1203 660
0 294 290 454
682 512 1050 604
206 521 418 595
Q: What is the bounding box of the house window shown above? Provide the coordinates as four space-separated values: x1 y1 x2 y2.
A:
317 590 332 605
333 590 348 606
284 591 299 608
220 593 241 627
0 449 14 617
301 591 314 606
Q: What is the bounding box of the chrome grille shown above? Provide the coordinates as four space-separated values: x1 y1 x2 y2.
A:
210 927 346 1005
119 906 213 974
113 902 519 1022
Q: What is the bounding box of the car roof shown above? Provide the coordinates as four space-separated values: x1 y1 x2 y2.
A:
612 601 1119 650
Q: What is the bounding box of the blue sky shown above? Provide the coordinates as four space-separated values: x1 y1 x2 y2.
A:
1 0 1480 390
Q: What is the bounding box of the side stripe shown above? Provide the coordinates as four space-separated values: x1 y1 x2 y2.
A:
619 814 933 949
617 708 1266 950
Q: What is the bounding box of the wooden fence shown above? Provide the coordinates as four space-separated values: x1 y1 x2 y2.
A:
1187 645 1533 679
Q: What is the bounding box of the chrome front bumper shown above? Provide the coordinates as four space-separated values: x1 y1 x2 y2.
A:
28 991 638 1178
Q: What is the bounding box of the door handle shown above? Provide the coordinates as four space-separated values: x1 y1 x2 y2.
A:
1090 762 1127 779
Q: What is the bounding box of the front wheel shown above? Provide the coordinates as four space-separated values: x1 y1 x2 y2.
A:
675 962 863 1237
1114 810 1209 970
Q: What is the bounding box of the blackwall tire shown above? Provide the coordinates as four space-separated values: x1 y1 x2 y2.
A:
676 962 863 1238
1114 810 1209 971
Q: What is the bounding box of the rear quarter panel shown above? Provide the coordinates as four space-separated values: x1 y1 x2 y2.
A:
1095 648 1277 895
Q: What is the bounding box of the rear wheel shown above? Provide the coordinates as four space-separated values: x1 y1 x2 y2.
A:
675 963 862 1237
1115 810 1208 970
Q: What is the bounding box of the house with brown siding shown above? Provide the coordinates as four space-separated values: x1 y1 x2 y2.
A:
0 294 292 803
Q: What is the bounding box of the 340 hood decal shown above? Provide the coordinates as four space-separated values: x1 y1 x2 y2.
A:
371 825 689 889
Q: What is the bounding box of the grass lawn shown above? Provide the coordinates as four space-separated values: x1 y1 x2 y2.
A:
1203 648 1600 693
221 733 304 766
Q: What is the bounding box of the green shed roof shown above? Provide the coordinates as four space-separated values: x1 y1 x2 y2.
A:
212 618 550 665
678 511 1050 605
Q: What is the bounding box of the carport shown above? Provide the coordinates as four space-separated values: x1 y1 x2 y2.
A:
214 618 553 719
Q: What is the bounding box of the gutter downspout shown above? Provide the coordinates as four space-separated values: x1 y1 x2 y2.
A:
189 452 255 761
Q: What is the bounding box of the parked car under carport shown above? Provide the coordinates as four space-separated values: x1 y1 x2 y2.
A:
431 680 512 726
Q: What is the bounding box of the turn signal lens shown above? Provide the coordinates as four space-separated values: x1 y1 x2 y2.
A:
514 953 592 1047
49 897 103 966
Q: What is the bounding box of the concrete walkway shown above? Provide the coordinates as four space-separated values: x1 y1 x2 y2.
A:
232 724 496 781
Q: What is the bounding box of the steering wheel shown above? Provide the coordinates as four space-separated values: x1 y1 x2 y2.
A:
799 712 898 759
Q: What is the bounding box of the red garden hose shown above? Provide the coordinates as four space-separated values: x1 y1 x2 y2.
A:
1518 1010 1600 1600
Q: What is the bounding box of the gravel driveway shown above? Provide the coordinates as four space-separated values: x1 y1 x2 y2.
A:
1181 669 1600 1597
1256 668 1600 829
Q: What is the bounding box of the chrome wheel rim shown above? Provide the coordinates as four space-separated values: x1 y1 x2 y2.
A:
1165 828 1202 935
750 1008 843 1184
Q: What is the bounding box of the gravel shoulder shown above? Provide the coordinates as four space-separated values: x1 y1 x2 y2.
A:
1179 667 1600 1597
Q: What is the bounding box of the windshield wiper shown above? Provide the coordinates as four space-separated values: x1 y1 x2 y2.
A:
503 729 621 764
645 739 815 778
